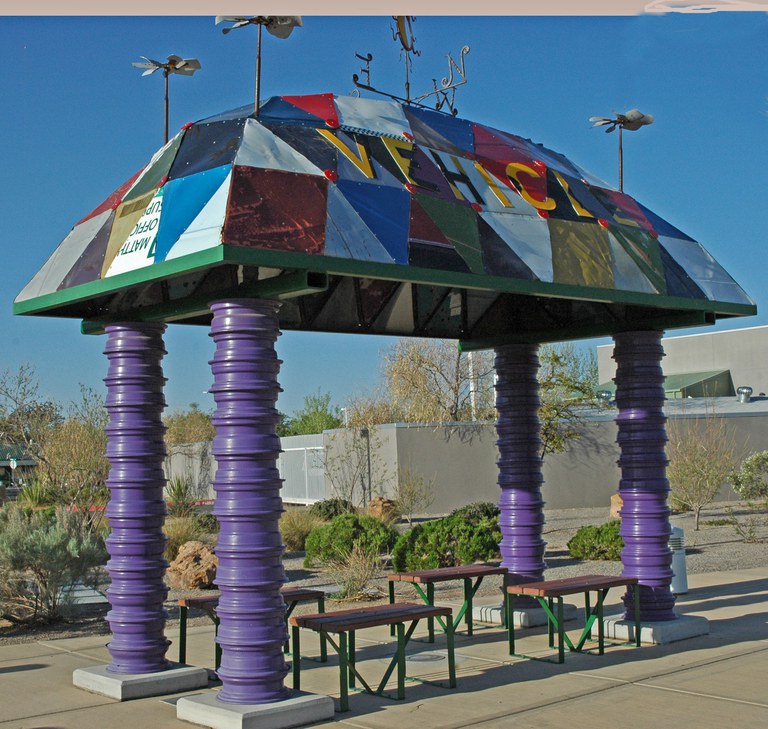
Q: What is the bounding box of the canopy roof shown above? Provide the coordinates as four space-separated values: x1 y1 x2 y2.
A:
14 93 754 344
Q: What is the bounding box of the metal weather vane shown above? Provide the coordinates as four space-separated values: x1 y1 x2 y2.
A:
216 16 303 117
352 16 470 116
132 54 201 144
589 109 654 192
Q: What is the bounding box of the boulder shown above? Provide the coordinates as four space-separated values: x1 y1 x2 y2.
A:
610 493 623 520
167 540 218 590
368 496 399 522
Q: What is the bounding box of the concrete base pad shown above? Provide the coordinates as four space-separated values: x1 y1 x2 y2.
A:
176 690 335 729
603 614 709 645
73 663 210 701
473 602 577 628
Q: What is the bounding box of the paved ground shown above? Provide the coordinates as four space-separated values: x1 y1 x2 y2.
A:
1 565 766 729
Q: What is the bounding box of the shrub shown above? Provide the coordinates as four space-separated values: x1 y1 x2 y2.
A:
280 509 325 552
391 514 501 572
193 510 220 534
730 451 768 500
304 513 398 567
163 516 207 562
166 476 195 518
567 520 624 561
324 544 382 599
449 501 500 523
16 480 58 509
308 498 357 521
0 505 107 624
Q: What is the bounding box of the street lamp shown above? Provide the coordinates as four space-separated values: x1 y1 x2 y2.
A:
132 54 201 144
216 16 302 117
589 109 653 192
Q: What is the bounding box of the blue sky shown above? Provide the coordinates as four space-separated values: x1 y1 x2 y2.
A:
1 12 766 415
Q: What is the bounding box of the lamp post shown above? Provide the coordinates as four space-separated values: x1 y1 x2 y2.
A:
589 109 653 192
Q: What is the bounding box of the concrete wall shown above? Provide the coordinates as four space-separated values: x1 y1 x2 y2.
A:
170 401 768 513
393 424 500 513
598 325 768 394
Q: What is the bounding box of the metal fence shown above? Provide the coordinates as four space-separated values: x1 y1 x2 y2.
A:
278 434 327 504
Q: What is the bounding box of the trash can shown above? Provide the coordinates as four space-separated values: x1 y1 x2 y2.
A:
669 526 688 594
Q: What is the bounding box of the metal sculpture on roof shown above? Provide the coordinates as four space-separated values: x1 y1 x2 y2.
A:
14 92 754 341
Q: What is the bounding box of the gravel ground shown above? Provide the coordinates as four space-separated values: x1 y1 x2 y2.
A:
2 501 766 646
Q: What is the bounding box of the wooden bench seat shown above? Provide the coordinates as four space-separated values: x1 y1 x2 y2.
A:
177 585 327 668
290 602 457 712
506 574 641 663
388 564 507 640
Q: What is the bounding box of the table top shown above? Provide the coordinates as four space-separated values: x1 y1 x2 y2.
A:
388 564 507 584
506 574 638 598
290 602 453 632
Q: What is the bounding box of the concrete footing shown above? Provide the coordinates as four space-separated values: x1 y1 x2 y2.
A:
603 613 710 644
473 602 577 627
176 691 335 729
73 663 210 701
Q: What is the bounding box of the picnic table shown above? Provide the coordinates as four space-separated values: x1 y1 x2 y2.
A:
290 601 456 712
388 564 507 641
177 585 327 669
505 574 641 663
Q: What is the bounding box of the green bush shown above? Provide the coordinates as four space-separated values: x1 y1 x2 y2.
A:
16 480 58 509
566 520 624 561
193 510 220 534
280 508 325 552
166 476 195 518
0 505 107 624
391 514 502 572
730 451 768 500
449 501 500 523
304 513 398 567
308 498 357 521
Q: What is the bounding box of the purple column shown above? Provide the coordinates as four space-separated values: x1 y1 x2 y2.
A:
495 343 546 587
103 323 171 674
209 299 290 705
613 330 676 621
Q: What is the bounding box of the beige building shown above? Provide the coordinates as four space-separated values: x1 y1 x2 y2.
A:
597 325 768 396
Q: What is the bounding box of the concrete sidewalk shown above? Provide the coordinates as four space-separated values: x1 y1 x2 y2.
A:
1 567 766 729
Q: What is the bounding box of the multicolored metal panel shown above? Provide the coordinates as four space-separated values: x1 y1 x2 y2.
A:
15 93 754 318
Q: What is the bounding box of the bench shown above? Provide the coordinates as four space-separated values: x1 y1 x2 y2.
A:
388 564 507 641
290 602 456 712
505 574 641 663
177 586 327 669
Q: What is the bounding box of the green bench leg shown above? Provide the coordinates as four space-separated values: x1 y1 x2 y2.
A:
446 614 457 688
389 581 396 637
348 631 356 690
597 590 605 655
556 598 565 664
507 593 516 655
464 578 473 636
178 605 188 664
634 584 641 647
214 616 221 670
546 597 553 648
427 583 436 642
339 632 349 712
292 625 301 691
396 622 406 700
318 597 328 662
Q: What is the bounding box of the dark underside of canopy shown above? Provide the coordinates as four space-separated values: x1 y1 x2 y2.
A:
53 260 722 345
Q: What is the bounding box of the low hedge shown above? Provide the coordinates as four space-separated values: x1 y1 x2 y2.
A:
304 513 398 567
391 514 501 572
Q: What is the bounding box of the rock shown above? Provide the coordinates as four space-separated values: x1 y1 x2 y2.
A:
167 540 218 590
610 493 623 520
368 496 399 522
